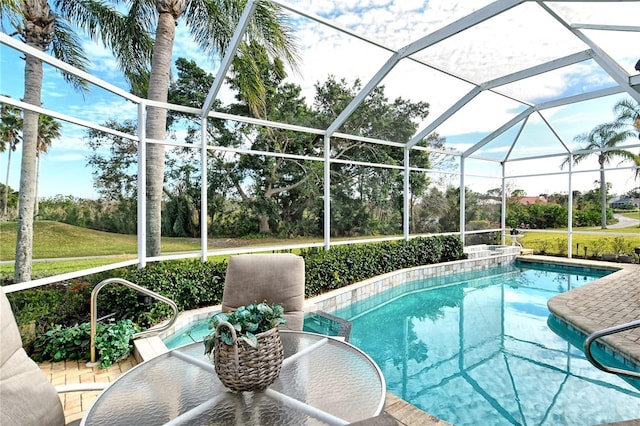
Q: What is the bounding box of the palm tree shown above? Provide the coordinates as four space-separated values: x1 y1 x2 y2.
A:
34 114 61 216
128 0 298 256
613 98 640 179
568 122 637 229
2 1 152 282
0 101 23 219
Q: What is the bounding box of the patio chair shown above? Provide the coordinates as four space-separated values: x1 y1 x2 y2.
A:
221 253 305 331
0 290 109 426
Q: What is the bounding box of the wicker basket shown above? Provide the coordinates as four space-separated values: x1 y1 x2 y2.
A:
213 320 284 392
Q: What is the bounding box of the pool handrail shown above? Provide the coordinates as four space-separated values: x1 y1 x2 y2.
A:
584 319 640 378
89 277 179 365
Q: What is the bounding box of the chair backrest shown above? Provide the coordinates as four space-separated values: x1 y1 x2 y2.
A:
1 290 66 426
221 253 305 331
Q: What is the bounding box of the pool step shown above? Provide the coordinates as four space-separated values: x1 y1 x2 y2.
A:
134 335 168 362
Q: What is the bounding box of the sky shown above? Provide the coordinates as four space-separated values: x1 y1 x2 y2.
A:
1 0 639 201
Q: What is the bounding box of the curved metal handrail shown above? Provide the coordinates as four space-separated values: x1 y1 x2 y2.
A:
584 319 640 379
89 278 179 364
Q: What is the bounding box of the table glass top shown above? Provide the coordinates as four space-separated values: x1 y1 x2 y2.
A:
83 331 385 425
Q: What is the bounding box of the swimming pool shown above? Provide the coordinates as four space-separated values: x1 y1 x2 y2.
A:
163 260 640 425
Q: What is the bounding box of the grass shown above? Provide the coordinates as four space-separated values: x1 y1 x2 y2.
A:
517 227 639 258
620 211 640 221
0 221 202 261
0 220 319 279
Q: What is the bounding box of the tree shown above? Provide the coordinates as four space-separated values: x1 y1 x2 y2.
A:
2 0 152 282
313 76 432 237
33 114 61 216
613 98 640 179
125 0 298 256
86 120 139 201
225 42 319 234
567 122 637 229
0 100 22 219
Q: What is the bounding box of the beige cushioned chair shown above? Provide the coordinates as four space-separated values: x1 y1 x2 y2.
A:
1 290 108 426
221 253 305 331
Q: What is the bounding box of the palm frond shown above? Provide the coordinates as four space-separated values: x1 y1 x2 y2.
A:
613 98 640 125
50 19 90 92
0 0 21 33
54 0 155 93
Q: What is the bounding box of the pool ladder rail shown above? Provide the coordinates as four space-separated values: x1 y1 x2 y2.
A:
88 277 179 366
584 319 640 379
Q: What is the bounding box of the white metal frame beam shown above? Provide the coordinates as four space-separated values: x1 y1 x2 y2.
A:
408 50 594 148
201 0 259 117
325 0 525 137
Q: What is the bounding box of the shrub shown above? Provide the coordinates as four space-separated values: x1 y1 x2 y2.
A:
32 319 139 368
6 281 92 351
554 238 567 256
611 236 628 254
588 238 609 258
534 240 549 255
301 236 465 296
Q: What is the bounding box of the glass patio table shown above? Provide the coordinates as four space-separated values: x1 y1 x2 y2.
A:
81 330 386 425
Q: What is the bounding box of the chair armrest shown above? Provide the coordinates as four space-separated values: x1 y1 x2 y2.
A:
55 382 110 394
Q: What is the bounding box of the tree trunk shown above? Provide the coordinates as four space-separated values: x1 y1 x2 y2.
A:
3 148 12 218
15 53 42 282
599 166 607 229
258 214 270 233
145 12 175 256
34 154 41 216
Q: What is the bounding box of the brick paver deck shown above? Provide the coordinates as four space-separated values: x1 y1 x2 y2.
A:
546 256 640 366
39 357 137 424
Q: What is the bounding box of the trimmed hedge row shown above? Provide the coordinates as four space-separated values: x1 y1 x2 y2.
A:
8 235 465 358
302 236 465 295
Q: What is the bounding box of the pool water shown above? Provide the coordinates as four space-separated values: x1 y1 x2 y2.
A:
163 260 640 425
334 261 640 426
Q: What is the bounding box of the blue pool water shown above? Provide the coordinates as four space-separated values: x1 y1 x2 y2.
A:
164 260 640 425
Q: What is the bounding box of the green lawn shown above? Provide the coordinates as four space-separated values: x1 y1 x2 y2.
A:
517 225 639 258
0 221 201 261
0 221 317 279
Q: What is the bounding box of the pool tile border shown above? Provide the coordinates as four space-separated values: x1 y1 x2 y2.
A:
303 246 521 314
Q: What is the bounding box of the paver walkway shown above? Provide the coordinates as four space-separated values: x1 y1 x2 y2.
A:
546 257 640 366
39 357 137 424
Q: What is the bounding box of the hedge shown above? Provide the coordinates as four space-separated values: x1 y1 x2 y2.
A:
6 235 465 359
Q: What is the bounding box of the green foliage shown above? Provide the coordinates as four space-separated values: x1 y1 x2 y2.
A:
203 303 286 353
6 281 92 350
15 236 464 362
94 260 227 327
611 236 630 254
93 319 140 368
507 202 568 229
588 238 609 257
465 220 500 245
554 238 567 256
534 239 550 255
32 319 139 368
301 236 465 296
38 195 138 234
33 323 90 363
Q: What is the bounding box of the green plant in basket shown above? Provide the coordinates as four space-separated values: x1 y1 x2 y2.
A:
203 302 286 356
